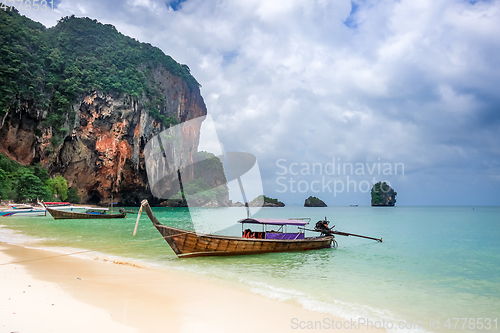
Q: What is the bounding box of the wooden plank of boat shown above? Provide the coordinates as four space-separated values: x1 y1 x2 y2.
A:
45 207 126 220
138 200 334 258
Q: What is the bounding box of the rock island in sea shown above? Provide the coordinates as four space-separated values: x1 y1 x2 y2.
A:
304 196 327 207
371 182 397 206
247 195 285 207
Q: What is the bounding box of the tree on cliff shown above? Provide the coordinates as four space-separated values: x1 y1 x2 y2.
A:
46 175 68 201
14 170 52 202
0 154 19 199
66 188 81 204
371 182 397 206
0 153 70 202
0 7 47 119
0 168 9 200
32 163 50 184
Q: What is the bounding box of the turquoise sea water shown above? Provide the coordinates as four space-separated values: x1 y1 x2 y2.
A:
1 206 499 333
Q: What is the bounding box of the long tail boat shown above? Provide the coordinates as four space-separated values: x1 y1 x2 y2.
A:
0 204 46 217
136 200 335 258
45 206 126 220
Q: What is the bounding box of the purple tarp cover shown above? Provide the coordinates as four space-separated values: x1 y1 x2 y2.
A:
265 232 305 240
237 218 309 226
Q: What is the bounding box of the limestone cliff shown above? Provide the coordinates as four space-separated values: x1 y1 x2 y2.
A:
158 151 230 207
0 12 208 205
1 79 206 205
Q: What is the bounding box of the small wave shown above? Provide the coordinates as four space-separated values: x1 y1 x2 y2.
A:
241 280 306 300
0 225 45 245
240 278 434 333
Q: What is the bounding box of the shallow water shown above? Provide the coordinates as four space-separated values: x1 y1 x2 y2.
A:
1 206 499 333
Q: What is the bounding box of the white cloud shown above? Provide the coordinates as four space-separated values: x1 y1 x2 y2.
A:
21 0 500 205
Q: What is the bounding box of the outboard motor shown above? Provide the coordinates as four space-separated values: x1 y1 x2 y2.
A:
314 218 335 236
312 217 383 243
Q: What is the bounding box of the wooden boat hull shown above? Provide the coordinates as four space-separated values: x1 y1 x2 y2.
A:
141 201 333 258
46 207 126 220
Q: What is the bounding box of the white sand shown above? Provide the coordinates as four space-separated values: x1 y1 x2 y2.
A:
0 245 136 333
0 243 384 333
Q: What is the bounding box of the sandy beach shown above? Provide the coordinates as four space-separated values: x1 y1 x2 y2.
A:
0 242 384 333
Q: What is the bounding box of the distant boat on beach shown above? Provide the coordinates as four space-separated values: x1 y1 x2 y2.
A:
44 205 126 220
0 204 46 217
135 200 382 258
0 202 92 217
43 202 96 214
350 204 358 207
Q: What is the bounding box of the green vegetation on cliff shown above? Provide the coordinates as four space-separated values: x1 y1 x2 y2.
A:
0 7 47 118
170 178 228 205
168 152 229 206
371 182 397 206
46 175 68 201
0 8 196 143
0 153 78 202
66 188 81 204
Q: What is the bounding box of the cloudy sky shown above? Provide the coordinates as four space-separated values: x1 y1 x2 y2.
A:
23 0 500 205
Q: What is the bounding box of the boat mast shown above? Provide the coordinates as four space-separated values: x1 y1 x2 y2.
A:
237 177 250 218
222 150 250 218
177 169 188 204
